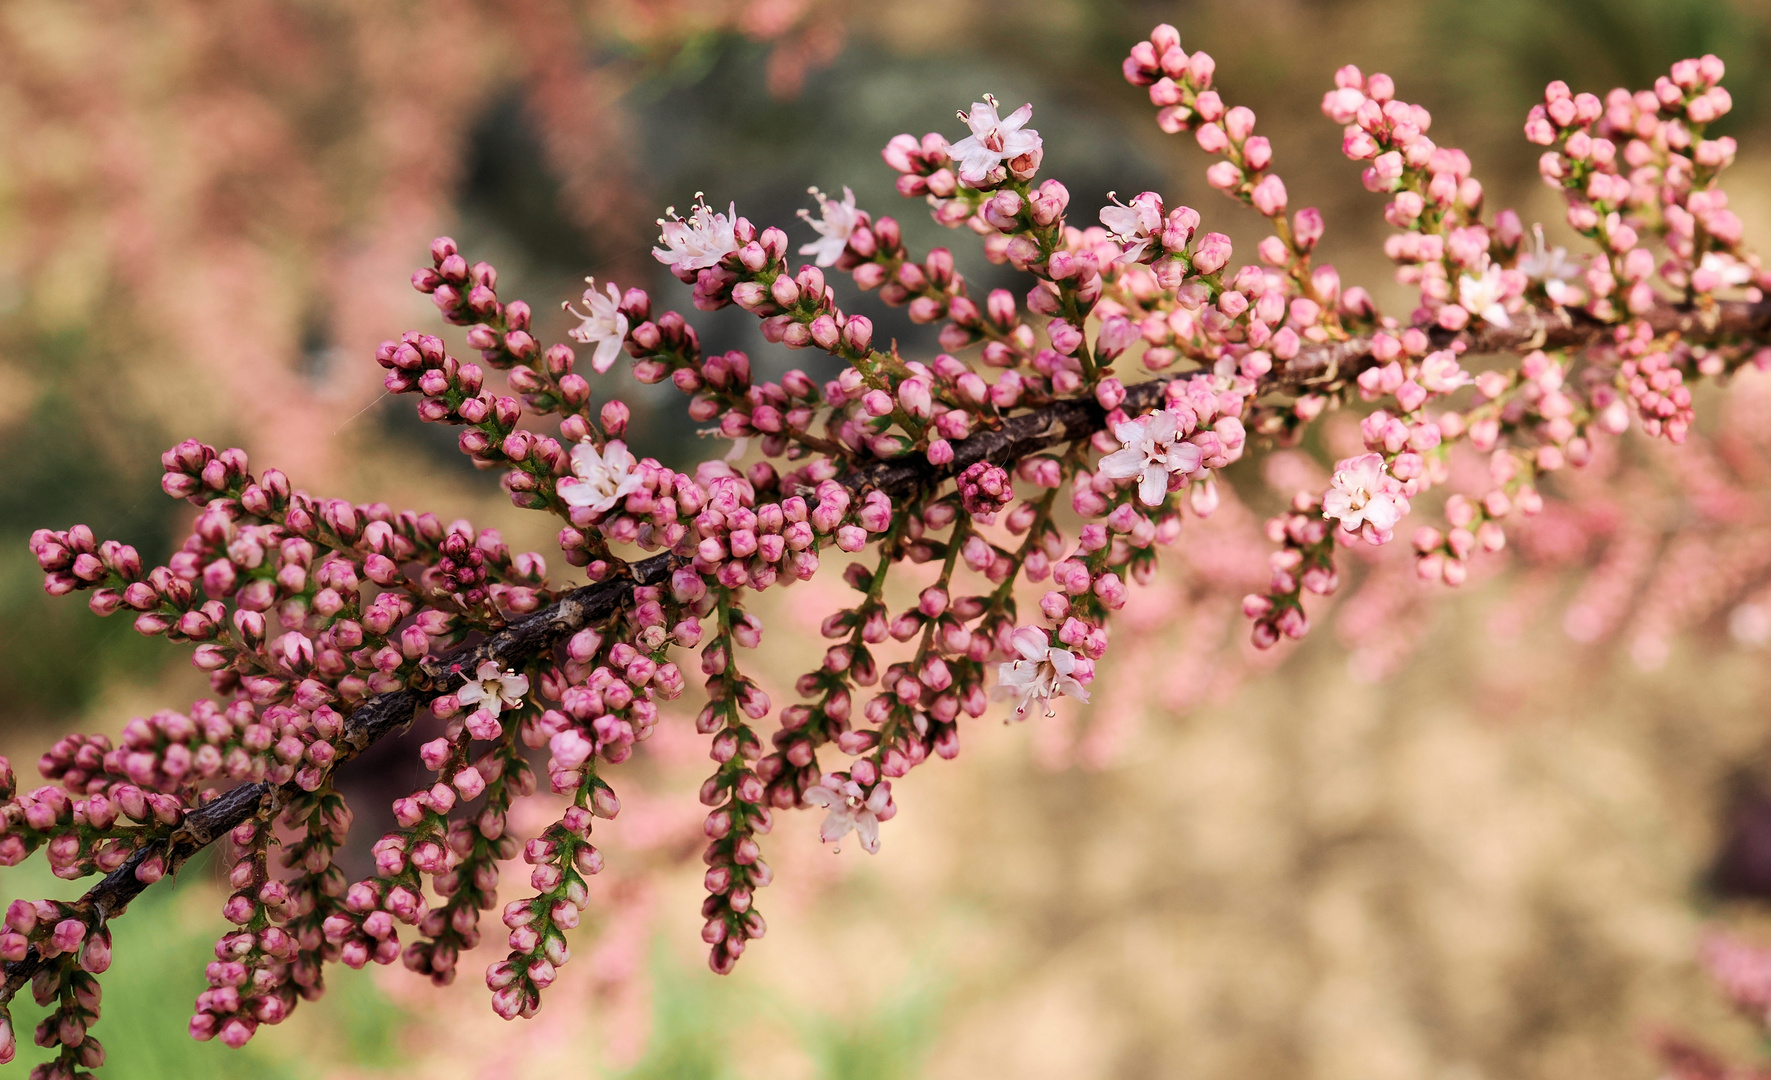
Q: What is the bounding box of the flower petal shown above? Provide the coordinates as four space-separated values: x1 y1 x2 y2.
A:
819 809 857 845
593 334 622 374
854 812 881 854
1099 447 1146 479
1010 627 1050 662
1138 467 1167 507
1057 675 1092 704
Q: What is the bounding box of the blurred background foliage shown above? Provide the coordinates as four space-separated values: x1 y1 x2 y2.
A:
3 0 1771 1077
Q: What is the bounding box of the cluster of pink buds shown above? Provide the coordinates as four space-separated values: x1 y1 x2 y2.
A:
487 795 602 1018
1123 24 1334 300
1324 65 1527 335
1526 57 1765 316
1 899 110 1073
189 820 303 1048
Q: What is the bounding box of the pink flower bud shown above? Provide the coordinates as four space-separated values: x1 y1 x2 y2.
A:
549 730 593 772
1191 233 1232 275
1205 161 1242 190
50 918 86 956
1246 171 1289 213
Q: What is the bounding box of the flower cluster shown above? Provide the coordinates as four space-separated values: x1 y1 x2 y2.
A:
2 22 1769 1073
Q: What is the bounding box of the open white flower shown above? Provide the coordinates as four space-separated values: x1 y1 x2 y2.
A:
1321 453 1404 534
992 627 1090 720
951 94 1041 187
1700 251 1755 289
803 775 889 854
1099 191 1164 263
1098 409 1203 506
652 196 739 270
457 660 529 718
1417 349 1472 394
1457 259 1512 329
798 186 860 267
558 439 644 515
564 278 628 373
1517 224 1580 304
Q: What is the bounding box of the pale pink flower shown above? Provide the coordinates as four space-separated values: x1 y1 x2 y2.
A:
1321 453 1405 535
1698 251 1754 289
1098 409 1203 506
798 186 860 267
992 626 1090 719
1516 225 1579 303
1099 191 1164 263
1417 350 1472 394
1457 259 1512 329
456 660 529 719
564 278 628 373
558 439 644 515
803 775 889 854
951 95 1041 186
653 196 739 270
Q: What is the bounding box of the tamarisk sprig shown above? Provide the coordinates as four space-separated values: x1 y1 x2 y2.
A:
6 290 1764 1012
8 24 1771 1065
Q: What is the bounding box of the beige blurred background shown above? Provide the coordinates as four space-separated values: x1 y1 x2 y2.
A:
4 1 1771 1077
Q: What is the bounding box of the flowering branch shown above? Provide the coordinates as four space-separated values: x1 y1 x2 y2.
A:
6 288 1762 1001
5 19 1771 1069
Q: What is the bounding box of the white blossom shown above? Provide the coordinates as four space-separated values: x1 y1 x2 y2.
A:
1517 224 1580 304
1700 251 1755 289
1099 191 1163 263
992 627 1090 720
1417 349 1472 394
1098 409 1203 506
951 94 1041 187
563 278 628 373
652 196 739 270
457 660 530 719
803 775 890 853
1321 453 1404 535
797 186 860 267
558 439 644 515
1457 259 1512 329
